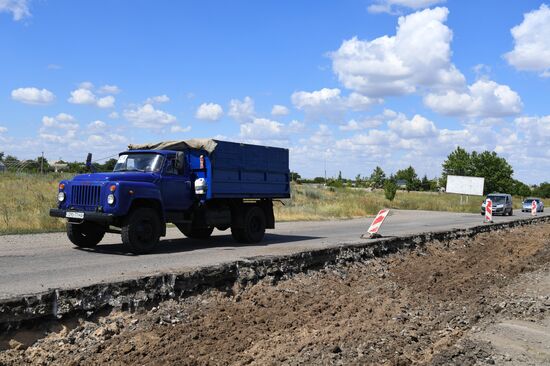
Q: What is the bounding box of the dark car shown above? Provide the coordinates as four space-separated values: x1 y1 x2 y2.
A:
481 193 513 216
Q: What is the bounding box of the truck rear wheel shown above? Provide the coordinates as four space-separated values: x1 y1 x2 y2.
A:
121 208 161 254
67 222 105 248
232 206 266 244
176 224 214 239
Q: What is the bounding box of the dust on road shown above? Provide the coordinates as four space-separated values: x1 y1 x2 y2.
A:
2 223 550 365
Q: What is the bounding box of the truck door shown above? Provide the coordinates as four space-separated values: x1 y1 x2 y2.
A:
161 156 193 211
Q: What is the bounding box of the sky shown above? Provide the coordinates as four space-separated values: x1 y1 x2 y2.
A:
0 0 549 183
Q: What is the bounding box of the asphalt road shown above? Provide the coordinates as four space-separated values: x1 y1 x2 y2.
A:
0 209 548 299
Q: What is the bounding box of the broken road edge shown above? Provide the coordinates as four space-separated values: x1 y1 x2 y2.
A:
2 215 549 333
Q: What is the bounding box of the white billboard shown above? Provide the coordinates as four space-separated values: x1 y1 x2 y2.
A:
446 175 484 196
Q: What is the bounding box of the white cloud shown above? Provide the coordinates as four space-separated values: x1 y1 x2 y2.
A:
108 111 119 119
271 104 290 116
195 103 224 121
68 88 96 105
0 0 30 21
86 133 127 147
310 124 333 144
11 87 55 105
368 0 445 14
424 79 522 118
291 88 380 121
39 114 79 143
145 95 170 104
68 87 115 108
330 7 464 97
79 81 94 90
228 96 255 123
171 125 192 133
240 118 286 140
98 84 121 94
288 120 306 133
0 126 7 133
387 114 437 138
87 120 106 131
339 109 397 131
97 95 115 108
504 4 550 77
123 103 177 129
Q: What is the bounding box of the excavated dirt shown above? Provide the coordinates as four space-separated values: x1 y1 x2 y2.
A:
1 223 549 365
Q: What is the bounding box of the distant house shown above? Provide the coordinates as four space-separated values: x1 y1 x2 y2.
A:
396 179 407 189
0 161 5 173
52 161 68 173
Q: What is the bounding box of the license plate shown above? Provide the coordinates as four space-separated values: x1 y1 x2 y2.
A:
66 211 84 219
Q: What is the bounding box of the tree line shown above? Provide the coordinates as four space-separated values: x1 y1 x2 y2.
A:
292 146 550 199
0 152 118 174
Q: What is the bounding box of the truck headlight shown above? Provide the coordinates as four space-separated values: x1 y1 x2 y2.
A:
107 194 116 205
195 178 207 195
57 192 66 202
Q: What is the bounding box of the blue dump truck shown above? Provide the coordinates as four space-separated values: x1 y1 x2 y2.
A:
50 139 290 254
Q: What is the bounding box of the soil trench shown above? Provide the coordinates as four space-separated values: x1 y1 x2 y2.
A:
1 223 549 365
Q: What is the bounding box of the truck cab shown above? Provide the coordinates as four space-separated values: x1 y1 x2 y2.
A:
50 140 290 254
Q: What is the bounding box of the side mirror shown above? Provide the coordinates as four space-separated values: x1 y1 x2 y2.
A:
175 152 185 170
85 153 92 168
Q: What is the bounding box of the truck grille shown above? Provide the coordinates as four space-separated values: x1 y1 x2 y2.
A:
71 185 101 207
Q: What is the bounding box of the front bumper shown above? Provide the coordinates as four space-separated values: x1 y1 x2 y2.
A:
480 207 506 215
49 209 115 223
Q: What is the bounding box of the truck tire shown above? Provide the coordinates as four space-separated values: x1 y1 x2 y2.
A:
231 206 266 244
67 222 105 248
121 208 161 254
176 224 214 239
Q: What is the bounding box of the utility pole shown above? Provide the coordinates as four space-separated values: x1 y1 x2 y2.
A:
324 157 327 184
40 151 44 174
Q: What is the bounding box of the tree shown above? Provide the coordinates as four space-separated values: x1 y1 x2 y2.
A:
369 166 386 189
3 155 19 171
337 171 342 182
421 175 431 191
470 151 514 194
36 156 50 173
0 152 4 162
395 166 421 192
100 158 118 172
533 182 550 198
442 146 472 176
441 146 516 195
384 179 397 201
511 179 531 197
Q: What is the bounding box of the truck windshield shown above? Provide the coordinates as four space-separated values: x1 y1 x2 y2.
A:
113 154 164 172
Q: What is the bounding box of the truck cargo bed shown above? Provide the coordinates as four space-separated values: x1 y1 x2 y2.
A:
209 141 290 199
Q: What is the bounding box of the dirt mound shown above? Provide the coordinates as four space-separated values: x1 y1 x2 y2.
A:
1 224 549 365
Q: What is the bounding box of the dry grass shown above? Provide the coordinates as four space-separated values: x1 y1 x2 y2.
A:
0 176 523 235
274 184 522 222
0 173 69 235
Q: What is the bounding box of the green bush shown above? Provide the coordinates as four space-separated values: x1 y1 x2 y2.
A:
384 180 397 201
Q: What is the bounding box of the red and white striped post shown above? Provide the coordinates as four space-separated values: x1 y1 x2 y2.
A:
362 209 390 238
484 198 493 223
532 200 537 216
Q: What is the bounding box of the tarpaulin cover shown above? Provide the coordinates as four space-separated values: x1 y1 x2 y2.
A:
128 139 218 154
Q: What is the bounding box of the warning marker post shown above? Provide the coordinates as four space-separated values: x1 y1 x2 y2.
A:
484 198 493 223
532 200 537 216
361 209 390 239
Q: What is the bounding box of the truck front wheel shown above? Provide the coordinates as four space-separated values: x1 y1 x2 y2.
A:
67 222 105 248
232 206 266 244
121 208 161 254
